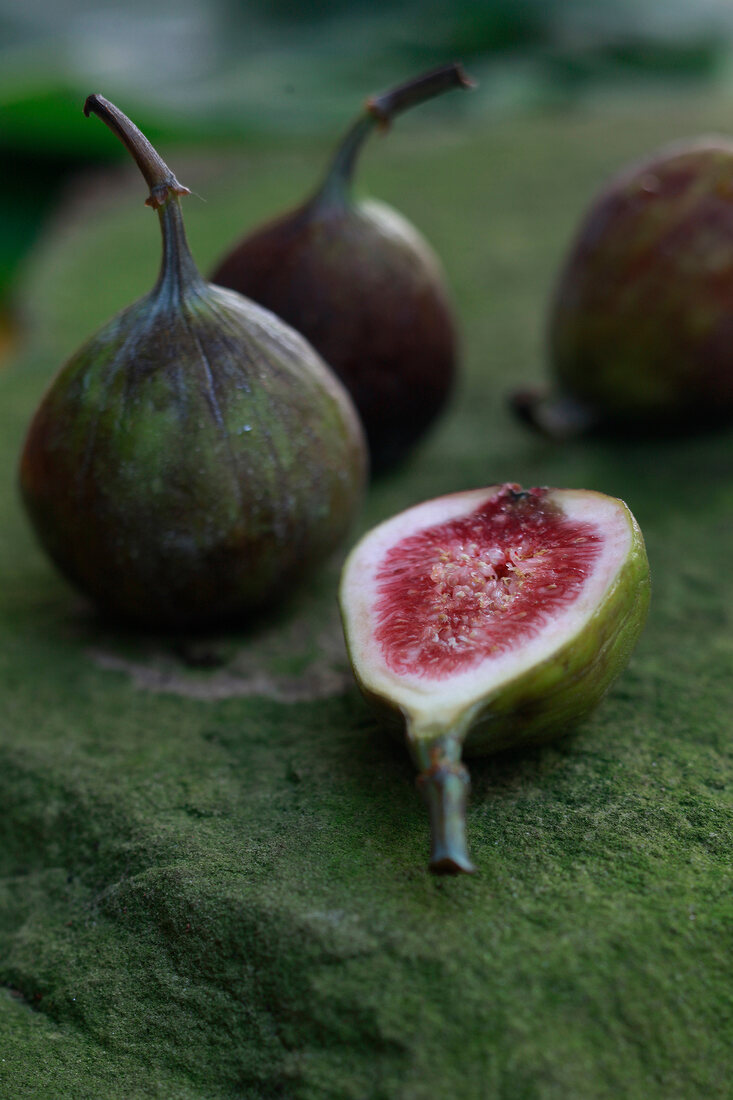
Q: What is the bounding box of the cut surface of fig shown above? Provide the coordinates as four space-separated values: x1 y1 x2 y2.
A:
340 484 650 874
374 488 604 679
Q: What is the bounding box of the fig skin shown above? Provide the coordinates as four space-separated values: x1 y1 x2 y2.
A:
211 65 471 474
19 97 367 630
212 197 456 474
340 484 650 873
514 139 733 437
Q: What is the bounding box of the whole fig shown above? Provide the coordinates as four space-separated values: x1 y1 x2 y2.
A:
211 64 471 473
340 484 650 874
19 96 367 630
513 139 733 437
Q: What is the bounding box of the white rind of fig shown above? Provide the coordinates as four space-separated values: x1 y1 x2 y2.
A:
339 483 650 875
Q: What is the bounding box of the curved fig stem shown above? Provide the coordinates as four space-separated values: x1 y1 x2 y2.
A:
367 63 473 125
412 732 476 875
84 94 191 210
316 62 473 204
84 93 204 299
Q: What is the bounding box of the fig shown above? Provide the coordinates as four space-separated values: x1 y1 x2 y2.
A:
513 139 733 438
210 64 471 473
19 95 367 630
340 483 649 874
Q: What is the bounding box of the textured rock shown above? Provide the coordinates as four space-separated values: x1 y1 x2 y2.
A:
1 100 732 1098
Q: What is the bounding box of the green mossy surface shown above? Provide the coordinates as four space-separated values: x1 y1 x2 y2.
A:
2 94 733 1098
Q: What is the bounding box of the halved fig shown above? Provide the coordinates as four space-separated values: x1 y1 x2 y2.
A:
339 483 650 875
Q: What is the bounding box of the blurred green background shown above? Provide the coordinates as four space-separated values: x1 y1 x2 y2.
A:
3 0 733 342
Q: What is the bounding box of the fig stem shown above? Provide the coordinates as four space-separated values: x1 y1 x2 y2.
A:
367 63 473 124
83 94 191 210
413 733 476 875
510 389 598 440
154 200 205 301
317 62 473 202
84 93 204 298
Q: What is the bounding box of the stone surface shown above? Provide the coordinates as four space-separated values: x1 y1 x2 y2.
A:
1 98 732 1098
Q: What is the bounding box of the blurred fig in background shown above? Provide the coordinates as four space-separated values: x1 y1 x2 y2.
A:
211 64 472 474
512 139 733 439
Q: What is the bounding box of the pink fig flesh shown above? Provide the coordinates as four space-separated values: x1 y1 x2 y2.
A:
340 484 650 874
373 487 603 679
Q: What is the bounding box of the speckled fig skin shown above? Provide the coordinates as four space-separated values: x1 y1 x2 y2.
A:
211 65 471 473
515 139 733 437
19 96 366 630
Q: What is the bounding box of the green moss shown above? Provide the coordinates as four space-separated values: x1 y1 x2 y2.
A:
2 94 733 1097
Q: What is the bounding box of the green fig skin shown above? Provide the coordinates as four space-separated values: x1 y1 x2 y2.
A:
340 486 650 873
516 140 733 437
211 65 471 474
19 100 367 630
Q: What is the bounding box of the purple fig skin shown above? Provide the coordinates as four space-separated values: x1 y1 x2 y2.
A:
211 65 471 474
211 198 456 473
19 97 367 631
517 139 733 437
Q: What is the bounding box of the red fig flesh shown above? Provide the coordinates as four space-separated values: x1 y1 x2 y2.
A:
211 65 471 473
514 139 733 437
340 484 650 874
